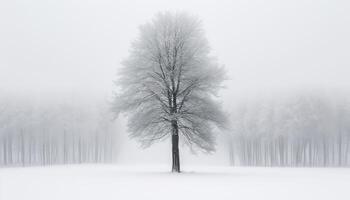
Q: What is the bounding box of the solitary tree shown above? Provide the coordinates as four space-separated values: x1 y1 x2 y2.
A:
112 12 227 172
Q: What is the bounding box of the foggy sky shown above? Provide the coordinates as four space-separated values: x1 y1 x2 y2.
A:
1 0 349 94
1 0 349 165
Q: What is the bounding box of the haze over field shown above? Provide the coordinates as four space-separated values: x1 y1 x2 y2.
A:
0 0 350 165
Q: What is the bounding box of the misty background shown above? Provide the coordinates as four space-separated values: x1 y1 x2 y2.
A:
1 0 349 166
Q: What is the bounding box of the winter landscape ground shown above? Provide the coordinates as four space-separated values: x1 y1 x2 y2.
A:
1 165 349 200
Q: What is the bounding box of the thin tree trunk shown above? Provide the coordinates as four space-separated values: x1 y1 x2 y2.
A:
171 120 180 173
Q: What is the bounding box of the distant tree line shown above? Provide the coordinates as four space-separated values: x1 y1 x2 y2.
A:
0 95 118 167
229 90 350 167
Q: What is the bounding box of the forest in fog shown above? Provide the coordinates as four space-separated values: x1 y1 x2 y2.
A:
228 90 350 167
0 0 349 170
0 94 117 166
2 0 350 199
2 89 350 167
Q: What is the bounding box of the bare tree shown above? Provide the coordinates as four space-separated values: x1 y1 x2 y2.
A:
112 12 227 172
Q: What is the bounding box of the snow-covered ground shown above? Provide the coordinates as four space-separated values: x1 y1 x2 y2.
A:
0 165 349 200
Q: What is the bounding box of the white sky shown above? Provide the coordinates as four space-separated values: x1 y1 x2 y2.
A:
1 0 349 95
1 0 349 164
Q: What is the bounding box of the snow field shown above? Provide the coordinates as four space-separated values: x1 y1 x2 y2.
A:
1 165 349 200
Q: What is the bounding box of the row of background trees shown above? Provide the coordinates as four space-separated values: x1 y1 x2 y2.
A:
2 88 350 167
228 89 350 167
0 93 118 166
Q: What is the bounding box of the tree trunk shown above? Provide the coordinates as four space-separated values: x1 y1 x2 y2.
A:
171 120 180 173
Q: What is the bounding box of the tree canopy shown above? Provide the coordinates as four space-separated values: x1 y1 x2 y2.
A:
112 12 227 155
